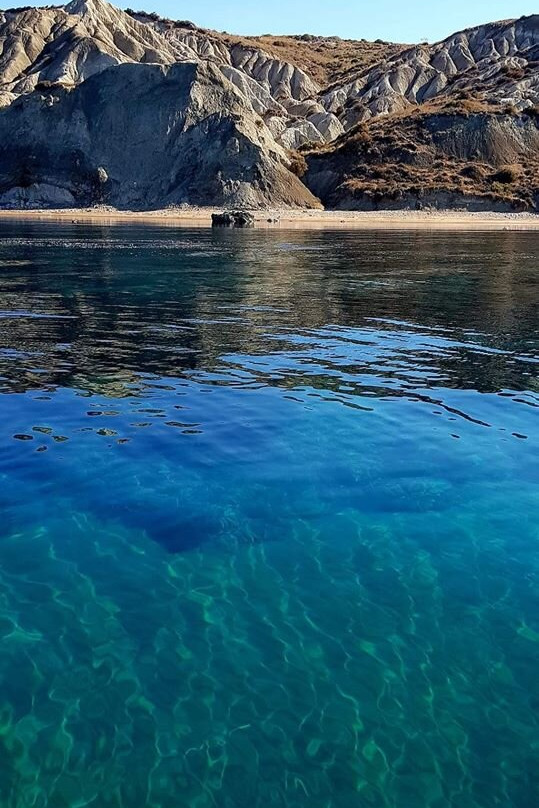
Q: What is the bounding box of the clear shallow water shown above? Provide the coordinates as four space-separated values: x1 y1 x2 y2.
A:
0 222 537 808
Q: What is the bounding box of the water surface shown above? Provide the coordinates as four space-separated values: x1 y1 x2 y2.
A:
0 223 537 807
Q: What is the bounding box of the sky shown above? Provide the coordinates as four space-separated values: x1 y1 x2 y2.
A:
110 1 536 43
9 1 537 42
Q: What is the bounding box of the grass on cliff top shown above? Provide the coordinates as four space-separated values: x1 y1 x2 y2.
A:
219 34 404 89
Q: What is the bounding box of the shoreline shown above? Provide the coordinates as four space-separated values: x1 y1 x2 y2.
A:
0 206 538 230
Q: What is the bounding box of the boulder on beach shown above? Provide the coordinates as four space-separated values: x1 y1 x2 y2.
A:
212 211 255 228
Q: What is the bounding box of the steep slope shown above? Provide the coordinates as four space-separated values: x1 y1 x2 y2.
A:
305 103 539 211
323 16 539 128
0 60 319 209
0 0 348 147
0 0 177 101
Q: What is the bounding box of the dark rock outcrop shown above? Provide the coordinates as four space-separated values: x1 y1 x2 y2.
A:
212 211 255 227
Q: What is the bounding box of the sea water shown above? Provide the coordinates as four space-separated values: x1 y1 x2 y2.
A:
0 222 537 807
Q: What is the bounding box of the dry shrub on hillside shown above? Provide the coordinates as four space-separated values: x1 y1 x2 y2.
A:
287 150 308 177
491 165 521 184
338 125 372 155
460 164 487 181
423 95 492 116
501 65 526 81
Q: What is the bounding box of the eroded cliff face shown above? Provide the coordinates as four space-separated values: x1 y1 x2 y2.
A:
4 2 539 146
0 0 342 149
0 0 538 210
0 60 319 209
322 16 539 128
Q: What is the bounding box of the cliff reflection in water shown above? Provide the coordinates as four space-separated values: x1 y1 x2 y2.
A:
0 223 537 401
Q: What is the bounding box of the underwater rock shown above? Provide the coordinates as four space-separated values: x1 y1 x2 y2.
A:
115 504 223 553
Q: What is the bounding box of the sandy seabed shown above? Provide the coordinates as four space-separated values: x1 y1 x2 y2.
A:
0 206 539 230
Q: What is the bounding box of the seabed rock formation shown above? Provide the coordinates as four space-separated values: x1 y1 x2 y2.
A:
0 0 538 210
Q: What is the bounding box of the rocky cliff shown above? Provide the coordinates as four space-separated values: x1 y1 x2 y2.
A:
0 60 319 208
0 1 538 210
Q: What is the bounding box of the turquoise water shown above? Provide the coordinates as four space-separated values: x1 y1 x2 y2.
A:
0 223 537 807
